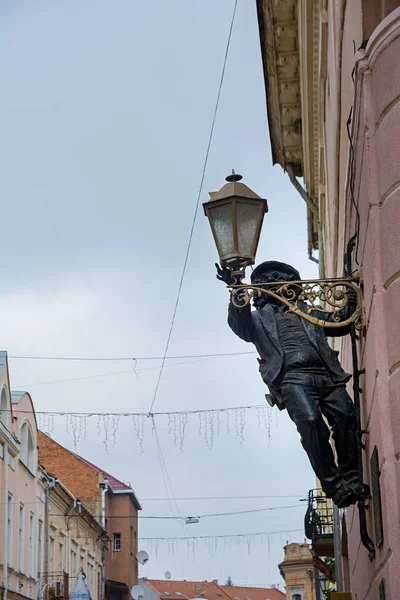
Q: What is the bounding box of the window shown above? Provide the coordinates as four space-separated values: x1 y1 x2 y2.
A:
58 543 63 574
71 550 77 575
49 538 54 573
19 504 25 572
371 445 384 547
20 421 35 473
7 494 13 565
29 513 34 577
87 562 94 595
37 520 43 578
113 533 121 551
0 387 9 428
292 595 302 600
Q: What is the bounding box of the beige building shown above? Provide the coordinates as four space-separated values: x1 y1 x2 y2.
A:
38 433 141 600
279 543 317 600
42 473 107 600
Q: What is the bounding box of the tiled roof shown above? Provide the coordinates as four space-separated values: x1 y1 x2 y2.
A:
143 580 231 600
143 581 285 600
222 586 285 600
74 453 132 491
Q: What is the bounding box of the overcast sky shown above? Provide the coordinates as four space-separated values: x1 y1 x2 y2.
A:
1 0 317 588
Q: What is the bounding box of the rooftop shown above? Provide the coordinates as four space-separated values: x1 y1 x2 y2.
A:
142 580 285 600
72 451 142 510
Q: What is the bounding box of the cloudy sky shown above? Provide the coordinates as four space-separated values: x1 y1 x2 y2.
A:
1 0 317 588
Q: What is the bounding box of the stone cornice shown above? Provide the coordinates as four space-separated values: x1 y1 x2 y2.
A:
257 0 302 176
256 0 326 251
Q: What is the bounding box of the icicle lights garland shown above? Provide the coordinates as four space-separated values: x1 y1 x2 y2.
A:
36 404 278 453
140 529 302 561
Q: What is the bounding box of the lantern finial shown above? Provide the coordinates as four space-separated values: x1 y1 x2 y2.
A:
226 170 243 183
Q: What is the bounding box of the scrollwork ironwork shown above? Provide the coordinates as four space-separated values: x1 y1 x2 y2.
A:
229 275 364 330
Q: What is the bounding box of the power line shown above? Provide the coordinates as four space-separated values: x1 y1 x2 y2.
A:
148 0 239 415
48 504 302 520
141 495 304 501
48 528 303 541
10 402 266 415
140 528 303 540
15 356 224 388
9 351 255 362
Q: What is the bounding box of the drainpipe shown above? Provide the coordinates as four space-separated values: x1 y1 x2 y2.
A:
4 443 9 600
100 480 108 528
100 480 109 599
286 165 321 267
332 506 343 592
45 477 57 583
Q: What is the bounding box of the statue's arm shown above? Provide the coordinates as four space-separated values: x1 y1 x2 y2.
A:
227 300 255 343
215 263 256 343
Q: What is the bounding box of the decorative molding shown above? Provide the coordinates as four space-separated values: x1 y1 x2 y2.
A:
256 0 327 252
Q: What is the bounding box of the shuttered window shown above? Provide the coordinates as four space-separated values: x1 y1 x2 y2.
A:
370 446 383 547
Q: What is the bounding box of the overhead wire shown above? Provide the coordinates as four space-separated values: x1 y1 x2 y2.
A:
10 402 266 416
142 2 239 538
14 356 227 388
9 351 255 362
148 0 239 415
48 504 302 520
48 528 303 541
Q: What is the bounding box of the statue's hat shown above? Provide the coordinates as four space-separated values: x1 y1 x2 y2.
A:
250 261 301 283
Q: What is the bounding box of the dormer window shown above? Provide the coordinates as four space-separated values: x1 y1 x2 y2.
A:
0 387 9 428
20 422 35 473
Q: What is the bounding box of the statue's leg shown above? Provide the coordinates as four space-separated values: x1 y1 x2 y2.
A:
320 385 359 493
281 383 343 497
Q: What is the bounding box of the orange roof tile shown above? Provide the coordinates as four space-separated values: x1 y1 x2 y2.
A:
222 586 285 600
142 581 285 600
143 580 230 600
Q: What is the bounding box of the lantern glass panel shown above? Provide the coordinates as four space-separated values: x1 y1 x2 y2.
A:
209 203 235 258
236 201 262 256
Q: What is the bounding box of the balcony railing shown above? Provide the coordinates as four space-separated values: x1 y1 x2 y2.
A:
38 571 69 600
304 488 334 557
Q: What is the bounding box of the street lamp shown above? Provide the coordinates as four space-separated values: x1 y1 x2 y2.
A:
319 573 331 598
202 170 268 276
203 172 363 329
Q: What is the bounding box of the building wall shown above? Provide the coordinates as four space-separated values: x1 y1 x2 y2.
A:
278 542 317 600
322 6 400 599
37 433 139 597
37 433 102 516
105 494 138 589
47 483 105 600
0 379 46 600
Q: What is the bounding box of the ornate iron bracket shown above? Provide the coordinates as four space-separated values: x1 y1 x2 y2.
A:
228 271 364 330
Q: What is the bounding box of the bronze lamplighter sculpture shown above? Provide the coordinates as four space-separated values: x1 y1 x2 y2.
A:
203 172 364 509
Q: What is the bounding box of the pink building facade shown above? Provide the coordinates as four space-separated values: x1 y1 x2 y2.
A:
256 2 400 598
325 7 400 599
0 352 47 600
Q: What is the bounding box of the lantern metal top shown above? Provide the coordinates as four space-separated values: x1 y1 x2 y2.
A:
225 170 242 182
207 170 268 207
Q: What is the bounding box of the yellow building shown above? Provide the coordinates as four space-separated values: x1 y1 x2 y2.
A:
278 542 317 600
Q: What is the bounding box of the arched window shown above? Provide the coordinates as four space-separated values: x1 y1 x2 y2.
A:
20 422 35 473
292 595 302 600
0 387 9 428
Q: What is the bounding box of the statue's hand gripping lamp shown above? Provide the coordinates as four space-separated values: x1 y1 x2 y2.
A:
203 171 363 330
